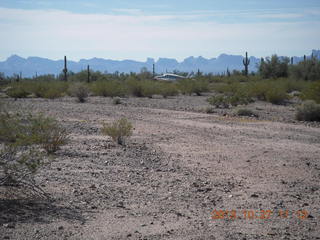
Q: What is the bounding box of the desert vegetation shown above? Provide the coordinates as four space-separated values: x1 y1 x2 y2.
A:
101 118 133 145
0 54 320 239
0 102 68 194
1 55 319 114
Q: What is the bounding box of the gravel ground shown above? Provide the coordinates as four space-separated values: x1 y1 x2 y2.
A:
0 96 319 240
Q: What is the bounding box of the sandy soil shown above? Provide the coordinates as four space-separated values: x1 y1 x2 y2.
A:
0 96 319 240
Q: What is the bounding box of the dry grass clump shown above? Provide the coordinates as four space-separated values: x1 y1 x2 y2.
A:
101 118 133 145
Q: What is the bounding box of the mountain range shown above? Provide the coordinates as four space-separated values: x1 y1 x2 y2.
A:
1 50 319 78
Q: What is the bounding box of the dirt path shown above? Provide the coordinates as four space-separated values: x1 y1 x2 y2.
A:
1 97 319 239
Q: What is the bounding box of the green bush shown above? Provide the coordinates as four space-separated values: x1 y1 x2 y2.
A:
91 80 126 97
177 78 209 96
290 58 320 81
259 55 290 79
301 81 320 103
28 114 69 153
207 95 230 108
207 93 251 108
158 82 179 98
101 118 133 145
27 81 68 99
265 88 288 104
296 100 320 121
6 85 29 98
0 109 68 188
140 80 158 98
69 82 90 102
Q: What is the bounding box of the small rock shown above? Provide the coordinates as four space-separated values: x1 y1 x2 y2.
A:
57 167 62 171
251 193 259 198
141 224 147 227
58 226 64 230
3 223 15 229
116 202 124 208
127 233 132 237
89 184 96 189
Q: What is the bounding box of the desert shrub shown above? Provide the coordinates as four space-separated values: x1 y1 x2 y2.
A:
23 81 69 99
207 93 251 108
204 106 215 114
6 85 29 98
301 81 320 103
112 97 122 105
69 82 90 102
177 78 209 95
91 80 126 97
27 114 69 153
290 58 320 81
296 100 320 121
259 55 290 79
32 82 50 98
158 82 179 98
265 88 288 104
0 109 68 189
140 80 158 98
207 95 230 108
126 79 163 98
1 145 45 186
127 78 144 97
235 108 257 117
101 118 133 145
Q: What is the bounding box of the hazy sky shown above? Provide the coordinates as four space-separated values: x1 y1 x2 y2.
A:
0 0 319 61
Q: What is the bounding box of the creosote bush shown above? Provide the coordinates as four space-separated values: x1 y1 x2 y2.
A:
0 108 68 189
101 118 133 145
301 81 320 103
91 80 126 97
69 82 90 102
6 85 29 98
296 100 320 122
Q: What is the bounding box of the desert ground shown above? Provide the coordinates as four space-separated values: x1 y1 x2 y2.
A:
1 95 319 240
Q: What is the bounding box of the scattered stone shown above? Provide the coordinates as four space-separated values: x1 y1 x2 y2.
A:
89 184 96 189
116 202 125 208
250 193 259 198
58 226 64 230
3 223 15 229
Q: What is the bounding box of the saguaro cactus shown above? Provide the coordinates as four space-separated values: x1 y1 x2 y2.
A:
243 52 250 76
152 63 155 77
226 68 231 77
63 56 68 81
87 65 90 83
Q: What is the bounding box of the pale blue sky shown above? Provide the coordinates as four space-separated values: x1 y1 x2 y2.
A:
0 0 319 61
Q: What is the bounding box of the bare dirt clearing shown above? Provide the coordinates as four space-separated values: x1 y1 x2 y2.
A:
1 96 320 240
